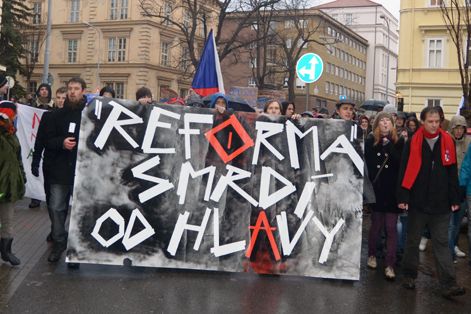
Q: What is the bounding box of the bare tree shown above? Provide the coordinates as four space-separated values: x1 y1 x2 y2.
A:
269 0 337 100
440 0 471 121
138 0 281 74
22 25 46 92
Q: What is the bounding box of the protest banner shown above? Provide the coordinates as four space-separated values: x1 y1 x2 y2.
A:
66 98 364 280
16 104 46 201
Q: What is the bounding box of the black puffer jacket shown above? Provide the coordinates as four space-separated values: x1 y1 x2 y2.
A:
44 96 86 185
397 136 460 214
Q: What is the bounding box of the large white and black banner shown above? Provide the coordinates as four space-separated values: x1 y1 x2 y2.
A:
67 98 364 280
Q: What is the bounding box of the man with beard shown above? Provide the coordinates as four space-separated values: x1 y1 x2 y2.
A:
44 78 87 265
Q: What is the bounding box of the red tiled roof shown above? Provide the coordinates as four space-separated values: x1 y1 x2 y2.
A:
315 0 381 9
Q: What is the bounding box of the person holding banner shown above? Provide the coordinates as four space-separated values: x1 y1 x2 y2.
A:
44 78 87 265
0 101 26 266
28 83 56 209
31 87 68 242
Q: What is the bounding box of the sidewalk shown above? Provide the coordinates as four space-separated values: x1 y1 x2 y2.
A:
0 199 50 306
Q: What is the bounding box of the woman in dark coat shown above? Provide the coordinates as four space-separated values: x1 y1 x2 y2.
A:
0 101 25 266
364 112 403 280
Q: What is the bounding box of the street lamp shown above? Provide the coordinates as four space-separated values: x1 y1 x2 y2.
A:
380 14 390 104
84 21 102 90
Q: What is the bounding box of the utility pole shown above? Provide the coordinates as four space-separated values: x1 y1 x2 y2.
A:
42 0 52 84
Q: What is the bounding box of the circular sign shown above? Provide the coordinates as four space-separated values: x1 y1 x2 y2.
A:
296 53 324 84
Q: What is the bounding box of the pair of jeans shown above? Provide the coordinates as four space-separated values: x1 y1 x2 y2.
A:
397 213 408 252
49 184 72 246
402 210 457 288
448 201 467 257
368 212 398 268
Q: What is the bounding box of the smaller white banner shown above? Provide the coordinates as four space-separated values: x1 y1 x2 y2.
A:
16 104 46 201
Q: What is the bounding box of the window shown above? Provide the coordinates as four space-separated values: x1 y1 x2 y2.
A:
163 2 172 26
429 0 443 6
70 0 80 22
183 10 191 28
161 42 169 66
29 39 39 63
67 39 78 63
28 81 38 94
181 46 190 70
110 0 128 20
33 2 42 24
426 98 441 107
105 82 125 99
299 20 307 29
250 57 257 68
427 39 443 68
267 47 276 64
286 39 292 49
296 78 305 89
108 37 127 62
345 13 353 25
325 82 330 94
248 77 256 87
285 20 295 29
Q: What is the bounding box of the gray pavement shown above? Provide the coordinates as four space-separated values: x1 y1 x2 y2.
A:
0 199 470 314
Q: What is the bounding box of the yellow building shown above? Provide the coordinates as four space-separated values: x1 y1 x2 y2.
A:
397 0 463 116
20 0 216 99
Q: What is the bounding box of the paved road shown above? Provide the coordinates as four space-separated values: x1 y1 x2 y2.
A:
0 200 470 313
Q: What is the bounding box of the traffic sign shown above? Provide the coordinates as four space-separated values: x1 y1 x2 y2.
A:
296 53 324 84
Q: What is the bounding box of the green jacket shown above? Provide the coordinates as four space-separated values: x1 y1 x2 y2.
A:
0 128 26 203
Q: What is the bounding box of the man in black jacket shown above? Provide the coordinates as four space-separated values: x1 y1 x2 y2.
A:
44 78 87 263
31 87 67 242
397 106 465 298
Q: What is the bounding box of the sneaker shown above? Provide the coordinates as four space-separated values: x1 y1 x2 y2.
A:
367 256 377 269
402 277 416 290
384 266 395 280
454 246 466 258
442 286 466 299
419 237 428 251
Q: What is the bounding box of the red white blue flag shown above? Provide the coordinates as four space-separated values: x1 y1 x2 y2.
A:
191 30 225 97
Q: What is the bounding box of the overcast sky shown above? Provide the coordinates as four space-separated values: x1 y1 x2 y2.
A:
313 0 401 19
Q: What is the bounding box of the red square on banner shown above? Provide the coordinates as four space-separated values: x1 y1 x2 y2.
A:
205 115 254 163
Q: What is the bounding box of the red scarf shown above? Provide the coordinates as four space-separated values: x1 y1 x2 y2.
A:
402 126 456 189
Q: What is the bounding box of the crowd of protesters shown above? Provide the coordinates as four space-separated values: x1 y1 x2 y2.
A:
0 74 469 298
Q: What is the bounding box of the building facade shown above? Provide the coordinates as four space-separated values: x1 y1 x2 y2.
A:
317 0 399 104
21 0 215 100
221 9 368 113
397 0 462 116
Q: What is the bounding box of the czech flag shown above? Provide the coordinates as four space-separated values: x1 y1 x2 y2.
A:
191 30 225 97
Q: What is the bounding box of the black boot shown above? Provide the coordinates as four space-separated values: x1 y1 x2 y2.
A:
0 238 21 266
48 242 66 263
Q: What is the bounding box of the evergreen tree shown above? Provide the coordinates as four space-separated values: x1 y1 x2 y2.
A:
0 1 33 97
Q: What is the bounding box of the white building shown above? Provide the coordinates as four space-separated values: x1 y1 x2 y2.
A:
317 0 399 104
